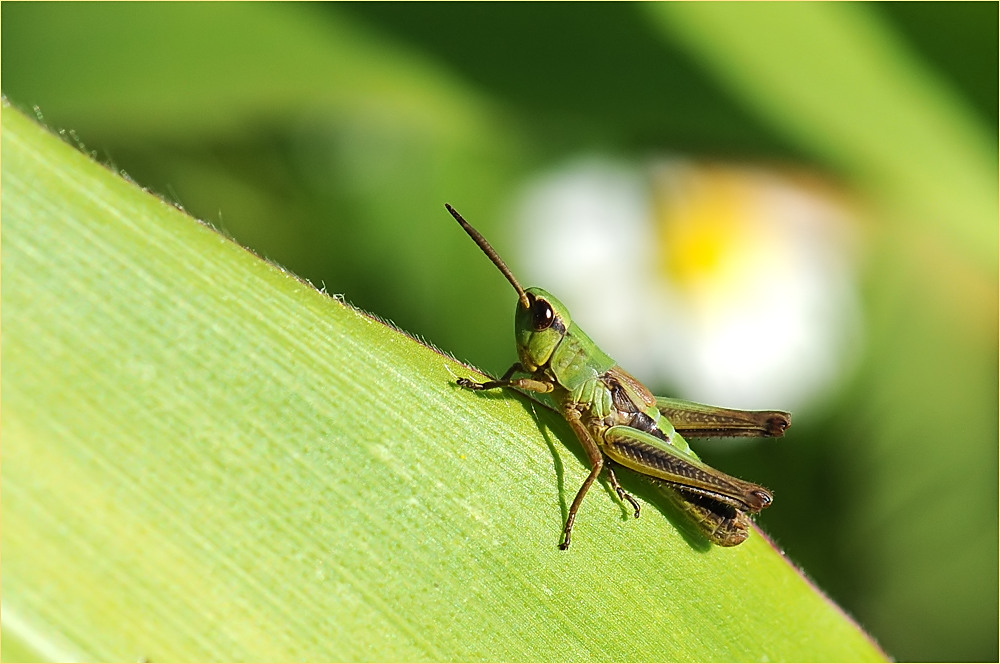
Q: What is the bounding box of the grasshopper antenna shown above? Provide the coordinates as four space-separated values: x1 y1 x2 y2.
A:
445 203 531 310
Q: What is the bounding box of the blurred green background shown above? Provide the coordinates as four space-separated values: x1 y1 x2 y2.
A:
3 2 996 661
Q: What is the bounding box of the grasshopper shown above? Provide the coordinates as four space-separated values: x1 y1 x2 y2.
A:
446 204 791 548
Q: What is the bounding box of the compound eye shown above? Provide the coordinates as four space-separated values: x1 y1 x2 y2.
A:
531 298 555 331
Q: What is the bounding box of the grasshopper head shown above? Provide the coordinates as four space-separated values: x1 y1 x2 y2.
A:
515 287 572 371
444 204 572 372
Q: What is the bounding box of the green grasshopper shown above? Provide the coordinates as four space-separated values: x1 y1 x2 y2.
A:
446 204 791 549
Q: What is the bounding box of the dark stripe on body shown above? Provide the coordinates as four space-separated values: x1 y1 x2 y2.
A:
610 382 637 413
628 411 671 443
609 379 672 443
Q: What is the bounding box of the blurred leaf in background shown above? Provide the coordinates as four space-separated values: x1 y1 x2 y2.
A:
2 2 996 661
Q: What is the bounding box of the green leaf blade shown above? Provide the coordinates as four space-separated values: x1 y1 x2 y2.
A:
2 104 885 662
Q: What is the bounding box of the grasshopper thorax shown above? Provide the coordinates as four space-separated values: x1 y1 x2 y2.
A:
515 287 572 372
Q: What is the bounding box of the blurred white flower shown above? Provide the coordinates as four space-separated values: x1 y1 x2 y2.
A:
513 157 862 414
